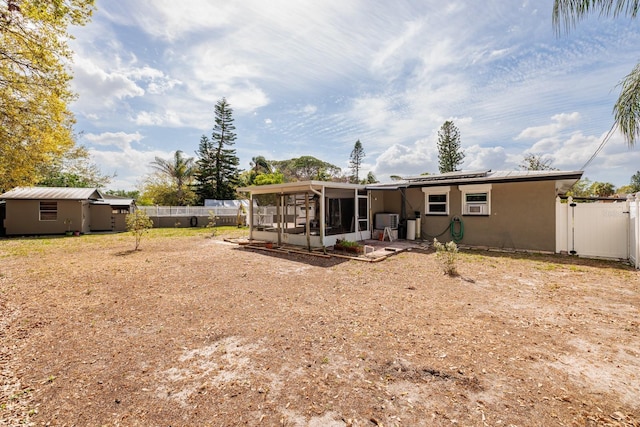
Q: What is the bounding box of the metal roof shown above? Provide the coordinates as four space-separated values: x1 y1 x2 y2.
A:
0 187 104 200
367 170 583 191
237 180 365 195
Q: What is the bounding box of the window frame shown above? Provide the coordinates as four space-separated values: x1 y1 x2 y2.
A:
39 201 58 221
460 184 492 216
422 186 451 216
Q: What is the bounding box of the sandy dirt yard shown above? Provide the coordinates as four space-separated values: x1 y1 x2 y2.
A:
1 229 639 426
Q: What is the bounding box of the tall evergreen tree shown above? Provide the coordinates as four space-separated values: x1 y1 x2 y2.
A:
437 121 465 173
349 140 365 183
195 97 241 202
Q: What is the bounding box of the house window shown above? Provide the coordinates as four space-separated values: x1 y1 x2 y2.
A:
422 186 450 215
460 184 492 215
39 201 58 221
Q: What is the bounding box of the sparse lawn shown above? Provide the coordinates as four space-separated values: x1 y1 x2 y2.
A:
1 230 639 426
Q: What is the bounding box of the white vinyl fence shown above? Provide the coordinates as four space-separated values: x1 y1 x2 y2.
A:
556 195 640 268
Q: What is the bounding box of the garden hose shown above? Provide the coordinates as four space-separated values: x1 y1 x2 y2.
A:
450 216 464 242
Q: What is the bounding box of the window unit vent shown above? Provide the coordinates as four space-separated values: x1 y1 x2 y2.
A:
465 204 487 215
375 213 399 229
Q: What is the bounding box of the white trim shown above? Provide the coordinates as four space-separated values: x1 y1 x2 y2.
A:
460 184 492 216
422 186 450 215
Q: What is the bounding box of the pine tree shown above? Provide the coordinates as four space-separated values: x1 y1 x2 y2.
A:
437 121 465 173
195 98 241 202
349 140 365 183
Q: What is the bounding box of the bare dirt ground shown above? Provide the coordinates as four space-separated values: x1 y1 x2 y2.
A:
1 230 639 426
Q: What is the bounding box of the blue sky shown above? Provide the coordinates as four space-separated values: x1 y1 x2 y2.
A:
68 0 640 191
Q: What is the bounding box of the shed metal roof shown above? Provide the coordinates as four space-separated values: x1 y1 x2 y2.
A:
0 187 104 200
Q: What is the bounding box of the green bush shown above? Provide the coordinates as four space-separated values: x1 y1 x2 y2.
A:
433 238 459 276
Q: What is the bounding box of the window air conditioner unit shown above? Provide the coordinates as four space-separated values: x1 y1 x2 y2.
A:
465 204 487 215
375 213 399 229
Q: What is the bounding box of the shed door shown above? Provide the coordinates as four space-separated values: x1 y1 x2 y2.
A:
90 205 113 231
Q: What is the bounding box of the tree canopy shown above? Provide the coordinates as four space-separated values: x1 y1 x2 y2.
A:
553 0 640 146
270 156 343 182
149 150 196 206
519 154 558 171
0 0 96 192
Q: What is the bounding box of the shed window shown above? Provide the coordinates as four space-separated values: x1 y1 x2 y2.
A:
39 201 58 221
422 186 450 215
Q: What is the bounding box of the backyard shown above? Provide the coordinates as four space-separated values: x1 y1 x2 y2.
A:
1 229 639 426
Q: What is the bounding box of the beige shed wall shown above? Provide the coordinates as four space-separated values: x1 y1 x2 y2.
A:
5 200 84 235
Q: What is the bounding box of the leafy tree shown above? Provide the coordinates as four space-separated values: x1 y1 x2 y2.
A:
437 121 465 173
590 181 616 197
390 175 403 181
150 150 196 206
362 171 378 184
566 177 592 197
553 0 640 146
349 140 365 183
239 155 272 186
37 145 112 188
254 172 284 186
270 156 342 182
519 154 558 171
138 173 197 206
630 170 640 193
126 209 154 251
250 156 271 174
106 189 140 200
195 98 241 202
0 0 95 193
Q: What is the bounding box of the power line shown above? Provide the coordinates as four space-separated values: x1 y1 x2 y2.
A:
580 122 616 171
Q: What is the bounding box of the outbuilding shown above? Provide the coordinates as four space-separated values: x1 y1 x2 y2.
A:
0 187 134 236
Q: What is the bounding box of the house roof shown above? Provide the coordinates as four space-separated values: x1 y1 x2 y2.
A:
237 180 365 195
367 170 584 194
0 187 105 200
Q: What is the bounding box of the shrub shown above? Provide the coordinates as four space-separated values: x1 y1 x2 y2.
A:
126 209 154 250
433 238 459 276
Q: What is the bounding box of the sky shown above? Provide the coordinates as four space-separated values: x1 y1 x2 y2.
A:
67 0 640 191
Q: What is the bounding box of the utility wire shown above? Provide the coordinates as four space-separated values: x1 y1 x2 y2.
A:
580 122 617 171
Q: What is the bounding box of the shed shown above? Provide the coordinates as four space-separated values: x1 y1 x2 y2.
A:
237 181 370 250
0 187 134 235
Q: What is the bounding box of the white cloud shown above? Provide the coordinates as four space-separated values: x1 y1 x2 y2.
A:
516 112 582 140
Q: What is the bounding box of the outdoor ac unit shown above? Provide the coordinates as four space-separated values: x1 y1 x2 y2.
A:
375 213 399 229
465 204 487 215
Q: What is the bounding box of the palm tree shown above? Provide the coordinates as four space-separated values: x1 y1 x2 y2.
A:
553 0 640 146
250 155 271 174
151 150 196 205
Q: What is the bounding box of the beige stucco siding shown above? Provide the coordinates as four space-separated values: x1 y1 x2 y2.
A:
4 200 84 235
374 180 557 252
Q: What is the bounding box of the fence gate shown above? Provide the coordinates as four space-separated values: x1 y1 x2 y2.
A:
556 197 634 260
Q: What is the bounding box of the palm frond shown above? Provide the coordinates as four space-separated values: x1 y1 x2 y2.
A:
614 62 640 147
553 0 639 34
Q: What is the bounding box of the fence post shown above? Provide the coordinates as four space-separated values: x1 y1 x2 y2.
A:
567 196 576 255
635 193 640 269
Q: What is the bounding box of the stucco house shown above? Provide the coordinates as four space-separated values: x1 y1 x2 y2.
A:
0 187 134 236
239 170 583 253
368 169 583 253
